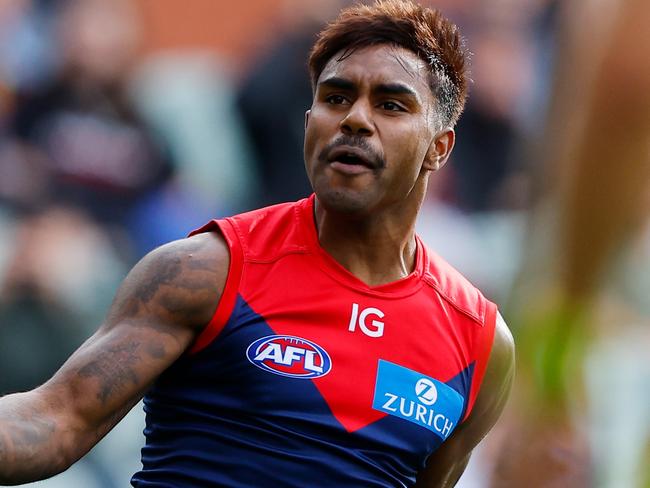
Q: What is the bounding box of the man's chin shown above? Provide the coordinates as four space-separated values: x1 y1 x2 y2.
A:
314 186 375 216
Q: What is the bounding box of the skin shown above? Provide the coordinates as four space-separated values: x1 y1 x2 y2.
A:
304 45 454 286
0 43 514 487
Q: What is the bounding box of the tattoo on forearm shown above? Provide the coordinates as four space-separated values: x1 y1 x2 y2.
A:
78 342 141 404
0 429 7 461
7 415 55 452
0 401 59 482
146 342 166 359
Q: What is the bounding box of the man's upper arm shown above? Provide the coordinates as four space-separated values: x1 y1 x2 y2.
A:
38 230 228 462
415 312 515 487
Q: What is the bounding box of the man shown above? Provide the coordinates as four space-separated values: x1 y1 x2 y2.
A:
0 1 514 486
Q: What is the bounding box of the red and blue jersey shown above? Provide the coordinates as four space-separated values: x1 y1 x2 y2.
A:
131 195 497 487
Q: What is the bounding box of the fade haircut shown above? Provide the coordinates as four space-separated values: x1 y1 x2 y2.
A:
308 0 470 127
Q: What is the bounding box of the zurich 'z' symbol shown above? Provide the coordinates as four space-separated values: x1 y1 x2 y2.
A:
415 378 438 405
246 335 332 379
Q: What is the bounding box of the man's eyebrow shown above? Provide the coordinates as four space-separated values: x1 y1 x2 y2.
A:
318 77 356 91
318 77 422 104
375 83 420 103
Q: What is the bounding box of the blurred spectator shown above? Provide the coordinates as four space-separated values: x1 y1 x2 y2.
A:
0 206 132 488
0 206 126 394
446 0 557 212
0 0 173 227
417 172 527 304
127 52 258 254
0 0 57 95
236 26 313 206
236 0 349 206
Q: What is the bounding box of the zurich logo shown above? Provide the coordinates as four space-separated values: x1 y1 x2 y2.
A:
246 335 332 379
415 378 438 405
372 360 464 439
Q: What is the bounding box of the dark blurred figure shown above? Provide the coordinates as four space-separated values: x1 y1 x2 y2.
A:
237 28 312 206
237 1 347 206
0 0 158 410
449 0 557 212
0 207 126 395
0 0 172 225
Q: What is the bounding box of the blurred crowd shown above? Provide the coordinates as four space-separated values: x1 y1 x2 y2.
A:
0 0 647 487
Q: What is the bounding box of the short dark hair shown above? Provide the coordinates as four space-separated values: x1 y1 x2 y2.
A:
308 0 470 127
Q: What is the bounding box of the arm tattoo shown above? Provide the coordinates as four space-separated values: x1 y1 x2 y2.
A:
136 254 183 304
135 239 207 304
119 239 218 324
0 429 7 462
6 415 56 453
77 342 142 404
0 398 60 483
146 342 167 359
119 254 183 318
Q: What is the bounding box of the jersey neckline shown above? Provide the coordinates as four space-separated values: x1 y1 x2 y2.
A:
297 194 427 298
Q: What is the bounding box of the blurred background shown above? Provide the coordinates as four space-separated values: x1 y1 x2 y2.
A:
0 0 647 487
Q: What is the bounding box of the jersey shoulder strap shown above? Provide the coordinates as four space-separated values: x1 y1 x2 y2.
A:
186 198 309 352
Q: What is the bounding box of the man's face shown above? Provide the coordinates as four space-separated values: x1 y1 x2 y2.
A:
304 44 441 216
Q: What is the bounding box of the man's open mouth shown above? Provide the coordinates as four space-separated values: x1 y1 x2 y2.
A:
327 146 375 169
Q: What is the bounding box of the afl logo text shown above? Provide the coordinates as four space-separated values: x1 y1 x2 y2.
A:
246 335 332 379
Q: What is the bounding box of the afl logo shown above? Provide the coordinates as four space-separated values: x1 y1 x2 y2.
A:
246 335 332 379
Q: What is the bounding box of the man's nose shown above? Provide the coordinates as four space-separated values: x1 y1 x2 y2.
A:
340 100 374 136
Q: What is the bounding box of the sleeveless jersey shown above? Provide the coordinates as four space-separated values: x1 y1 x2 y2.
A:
131 195 497 487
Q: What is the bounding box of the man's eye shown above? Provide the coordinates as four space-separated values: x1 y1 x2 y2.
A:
326 95 348 105
381 101 404 112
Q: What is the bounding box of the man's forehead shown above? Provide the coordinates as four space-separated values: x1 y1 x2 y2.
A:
317 44 431 94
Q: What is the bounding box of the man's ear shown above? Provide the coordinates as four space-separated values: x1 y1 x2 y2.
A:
304 110 311 130
423 128 455 172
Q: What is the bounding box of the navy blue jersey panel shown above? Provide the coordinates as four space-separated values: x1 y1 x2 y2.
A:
132 296 419 487
446 362 475 422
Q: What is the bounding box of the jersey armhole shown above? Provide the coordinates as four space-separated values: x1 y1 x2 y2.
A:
462 302 498 421
187 218 243 354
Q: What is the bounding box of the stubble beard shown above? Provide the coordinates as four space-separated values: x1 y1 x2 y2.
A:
310 136 386 217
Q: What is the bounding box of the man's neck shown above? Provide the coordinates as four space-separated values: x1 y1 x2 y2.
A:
313 198 420 287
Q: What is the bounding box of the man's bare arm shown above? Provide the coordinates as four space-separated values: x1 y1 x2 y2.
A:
0 231 228 485
415 313 515 487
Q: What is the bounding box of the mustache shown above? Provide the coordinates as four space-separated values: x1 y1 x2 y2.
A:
317 135 386 169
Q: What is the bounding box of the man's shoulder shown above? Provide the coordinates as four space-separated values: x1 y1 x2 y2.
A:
112 232 229 335
229 198 306 229
153 231 229 267
418 238 494 326
222 197 312 261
